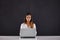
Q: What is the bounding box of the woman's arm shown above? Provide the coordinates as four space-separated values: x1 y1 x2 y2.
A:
19 23 23 36
34 23 37 36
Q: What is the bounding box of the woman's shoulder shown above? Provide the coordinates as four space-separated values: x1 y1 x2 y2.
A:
21 22 25 25
33 23 36 25
20 23 26 28
33 23 36 28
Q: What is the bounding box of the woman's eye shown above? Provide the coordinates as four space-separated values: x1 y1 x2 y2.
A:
26 17 28 18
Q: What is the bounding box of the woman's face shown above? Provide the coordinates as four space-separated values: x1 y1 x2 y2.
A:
26 15 31 22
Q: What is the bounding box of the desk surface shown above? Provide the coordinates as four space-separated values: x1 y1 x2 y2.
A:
0 36 60 40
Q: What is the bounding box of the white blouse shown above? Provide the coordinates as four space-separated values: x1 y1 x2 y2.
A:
20 23 36 29
20 23 37 34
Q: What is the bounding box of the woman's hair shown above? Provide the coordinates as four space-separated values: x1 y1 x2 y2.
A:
24 13 34 28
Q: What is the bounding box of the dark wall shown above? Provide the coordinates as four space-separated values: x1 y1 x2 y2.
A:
0 0 60 36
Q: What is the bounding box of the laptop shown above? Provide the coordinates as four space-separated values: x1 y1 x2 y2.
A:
20 28 37 38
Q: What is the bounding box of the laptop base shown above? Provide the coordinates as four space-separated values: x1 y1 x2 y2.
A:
20 37 35 38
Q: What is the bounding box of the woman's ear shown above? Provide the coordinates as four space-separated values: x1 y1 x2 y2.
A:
24 18 26 23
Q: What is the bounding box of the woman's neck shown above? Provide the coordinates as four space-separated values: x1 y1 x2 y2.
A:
26 22 30 27
27 21 30 24
27 22 30 24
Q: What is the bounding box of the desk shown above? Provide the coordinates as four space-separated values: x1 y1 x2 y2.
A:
0 36 60 40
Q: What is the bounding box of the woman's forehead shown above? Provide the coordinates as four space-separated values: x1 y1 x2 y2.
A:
26 15 31 17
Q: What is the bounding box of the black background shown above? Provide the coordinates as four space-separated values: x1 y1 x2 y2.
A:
0 0 60 36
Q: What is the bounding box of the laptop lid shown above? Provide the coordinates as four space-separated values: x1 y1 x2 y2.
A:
20 28 36 37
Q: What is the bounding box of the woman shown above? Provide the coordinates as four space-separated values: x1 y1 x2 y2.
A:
20 13 37 38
